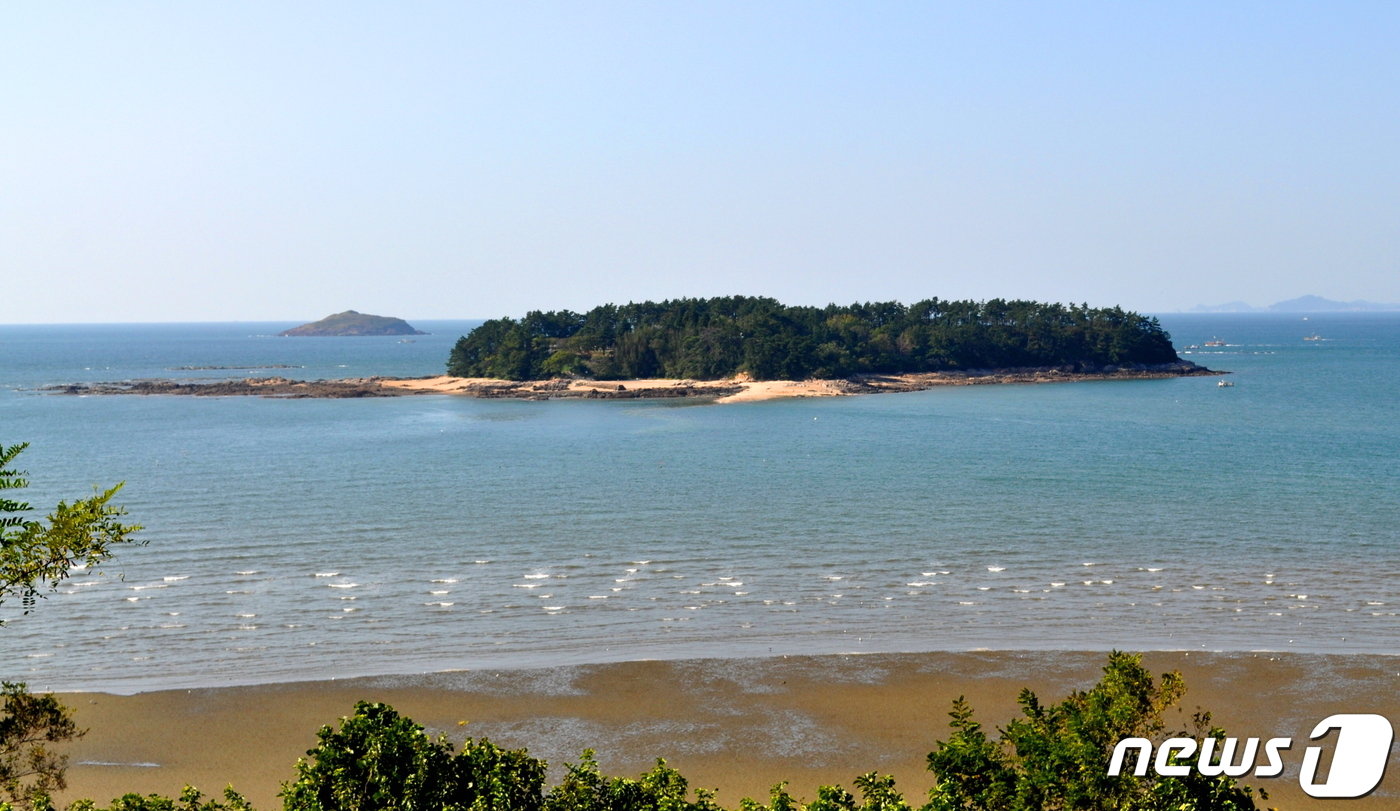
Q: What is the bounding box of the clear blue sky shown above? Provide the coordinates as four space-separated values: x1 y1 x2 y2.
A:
3 2 1397 323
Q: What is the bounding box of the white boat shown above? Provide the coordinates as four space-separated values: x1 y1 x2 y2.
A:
1303 334 1322 341
1217 380 1235 387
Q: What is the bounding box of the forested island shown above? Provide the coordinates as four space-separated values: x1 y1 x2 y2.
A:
48 297 1215 402
448 296 1184 381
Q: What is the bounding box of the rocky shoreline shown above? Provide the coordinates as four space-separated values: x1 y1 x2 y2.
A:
42 361 1220 401
828 360 1221 393
43 377 403 398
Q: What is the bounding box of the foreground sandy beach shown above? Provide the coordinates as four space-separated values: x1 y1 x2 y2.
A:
58 651 1399 810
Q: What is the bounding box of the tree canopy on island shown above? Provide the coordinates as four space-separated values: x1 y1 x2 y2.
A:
446 297 1180 381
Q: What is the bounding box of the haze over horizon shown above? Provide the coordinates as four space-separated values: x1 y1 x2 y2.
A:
4 3 1397 324
9 295 1400 328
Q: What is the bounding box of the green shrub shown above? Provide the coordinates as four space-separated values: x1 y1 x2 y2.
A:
542 752 720 811
738 774 910 811
924 651 1263 811
63 786 253 811
279 701 544 811
0 683 82 810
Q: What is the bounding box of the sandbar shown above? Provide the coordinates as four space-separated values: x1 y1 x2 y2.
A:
57 650 1398 810
377 362 1218 402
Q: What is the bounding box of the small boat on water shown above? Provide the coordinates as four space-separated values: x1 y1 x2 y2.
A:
1217 380 1235 387
1204 337 1226 347
1303 334 1323 341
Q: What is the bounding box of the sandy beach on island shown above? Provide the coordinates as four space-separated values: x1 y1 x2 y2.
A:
58 650 1400 810
378 374 854 403
379 363 1216 403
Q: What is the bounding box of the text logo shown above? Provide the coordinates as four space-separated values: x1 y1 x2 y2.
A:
1109 714 1393 799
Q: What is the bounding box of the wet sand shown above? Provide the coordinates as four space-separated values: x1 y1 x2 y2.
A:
58 650 1400 809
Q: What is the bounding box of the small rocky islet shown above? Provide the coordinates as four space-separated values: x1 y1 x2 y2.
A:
278 310 426 337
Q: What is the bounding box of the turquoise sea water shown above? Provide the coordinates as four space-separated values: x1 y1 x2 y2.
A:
1 314 1397 692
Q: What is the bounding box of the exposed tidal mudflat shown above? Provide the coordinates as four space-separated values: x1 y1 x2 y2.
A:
59 650 1400 810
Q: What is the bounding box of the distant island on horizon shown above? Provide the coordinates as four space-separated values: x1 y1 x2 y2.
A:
279 310 427 337
1189 294 1400 313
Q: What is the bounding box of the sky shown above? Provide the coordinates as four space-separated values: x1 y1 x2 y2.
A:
3 2 1397 323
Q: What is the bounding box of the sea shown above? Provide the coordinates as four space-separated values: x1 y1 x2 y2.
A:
1 314 1397 693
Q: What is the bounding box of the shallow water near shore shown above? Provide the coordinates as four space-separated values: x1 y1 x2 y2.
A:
2 314 1397 692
